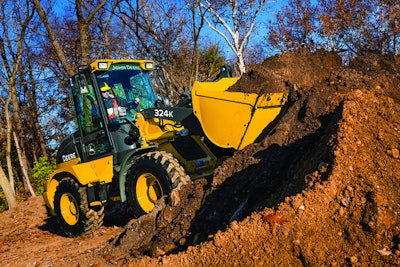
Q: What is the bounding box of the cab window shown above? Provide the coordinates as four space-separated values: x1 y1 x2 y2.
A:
71 75 103 134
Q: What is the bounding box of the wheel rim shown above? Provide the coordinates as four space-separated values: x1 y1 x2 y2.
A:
136 172 163 213
59 193 79 225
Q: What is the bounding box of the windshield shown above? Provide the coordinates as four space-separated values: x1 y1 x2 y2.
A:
95 63 157 122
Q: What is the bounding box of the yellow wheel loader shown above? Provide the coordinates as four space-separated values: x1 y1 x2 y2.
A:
42 60 288 237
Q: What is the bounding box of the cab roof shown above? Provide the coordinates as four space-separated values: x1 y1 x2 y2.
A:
90 59 155 72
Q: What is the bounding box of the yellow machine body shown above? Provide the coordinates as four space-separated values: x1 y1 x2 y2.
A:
134 114 184 147
133 114 218 179
191 78 288 150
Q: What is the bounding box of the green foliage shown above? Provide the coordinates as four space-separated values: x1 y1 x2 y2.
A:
199 45 225 80
29 157 56 195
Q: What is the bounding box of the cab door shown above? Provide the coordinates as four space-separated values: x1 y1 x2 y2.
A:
70 72 113 162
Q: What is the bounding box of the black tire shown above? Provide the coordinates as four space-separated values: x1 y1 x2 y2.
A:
54 177 104 237
126 151 190 217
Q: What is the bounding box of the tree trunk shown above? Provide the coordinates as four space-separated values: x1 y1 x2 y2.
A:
32 0 74 76
189 3 204 85
36 119 48 159
26 67 48 159
13 131 36 197
0 166 17 209
4 95 15 193
76 0 107 65
77 13 91 65
9 77 33 194
237 51 246 74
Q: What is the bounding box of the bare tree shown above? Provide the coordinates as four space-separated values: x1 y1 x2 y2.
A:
32 0 107 71
265 0 400 57
92 1 120 58
75 0 107 65
0 0 36 198
318 0 371 56
185 0 205 84
32 0 75 76
31 0 116 146
116 0 195 94
386 1 400 55
267 0 318 52
196 0 267 74
362 0 400 55
21 59 48 160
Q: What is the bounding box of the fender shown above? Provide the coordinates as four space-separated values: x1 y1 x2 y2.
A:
42 156 113 211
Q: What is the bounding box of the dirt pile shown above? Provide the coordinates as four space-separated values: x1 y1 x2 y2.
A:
1 50 400 266
228 49 342 94
100 50 400 265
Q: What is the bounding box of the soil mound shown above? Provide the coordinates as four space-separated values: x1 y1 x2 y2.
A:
108 50 400 266
1 50 400 266
228 49 342 94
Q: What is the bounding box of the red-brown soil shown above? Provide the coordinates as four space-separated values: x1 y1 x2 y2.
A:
1 50 400 266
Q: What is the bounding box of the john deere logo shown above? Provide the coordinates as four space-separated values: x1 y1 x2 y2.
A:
62 152 76 162
88 144 96 156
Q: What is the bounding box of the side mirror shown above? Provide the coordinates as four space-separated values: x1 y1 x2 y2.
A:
219 65 233 78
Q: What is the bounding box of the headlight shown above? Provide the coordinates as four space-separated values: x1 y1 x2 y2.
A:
98 62 108 69
145 62 154 70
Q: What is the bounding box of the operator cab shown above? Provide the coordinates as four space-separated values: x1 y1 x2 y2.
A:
93 61 157 124
65 60 157 164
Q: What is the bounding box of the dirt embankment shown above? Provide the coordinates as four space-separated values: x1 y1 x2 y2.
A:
1 49 400 266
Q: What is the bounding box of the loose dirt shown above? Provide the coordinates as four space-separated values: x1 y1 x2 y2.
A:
1 49 400 266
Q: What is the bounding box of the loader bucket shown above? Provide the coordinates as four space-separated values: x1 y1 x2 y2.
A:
191 78 288 150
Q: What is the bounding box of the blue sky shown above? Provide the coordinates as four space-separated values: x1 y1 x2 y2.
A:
52 0 288 59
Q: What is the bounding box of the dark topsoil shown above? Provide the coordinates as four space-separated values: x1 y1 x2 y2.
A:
1 49 400 267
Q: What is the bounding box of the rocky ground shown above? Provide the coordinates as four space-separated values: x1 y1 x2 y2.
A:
1 50 400 266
